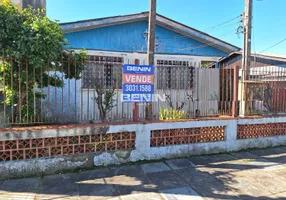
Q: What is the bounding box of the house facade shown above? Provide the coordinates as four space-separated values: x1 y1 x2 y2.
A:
209 52 286 114
209 52 286 69
48 12 240 122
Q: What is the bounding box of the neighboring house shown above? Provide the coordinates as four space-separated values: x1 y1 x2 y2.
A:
48 12 241 121
208 51 286 69
209 52 286 114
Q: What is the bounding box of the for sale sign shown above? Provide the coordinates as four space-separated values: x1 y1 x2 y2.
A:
122 64 154 102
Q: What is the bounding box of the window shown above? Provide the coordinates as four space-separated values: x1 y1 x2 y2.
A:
104 64 114 88
82 56 123 89
157 60 195 89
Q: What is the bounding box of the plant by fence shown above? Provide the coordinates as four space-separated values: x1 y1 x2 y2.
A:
159 108 186 120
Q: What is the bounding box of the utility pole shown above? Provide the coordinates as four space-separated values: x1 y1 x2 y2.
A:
146 0 156 120
240 0 252 116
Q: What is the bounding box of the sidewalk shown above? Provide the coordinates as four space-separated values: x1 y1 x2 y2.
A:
0 147 286 200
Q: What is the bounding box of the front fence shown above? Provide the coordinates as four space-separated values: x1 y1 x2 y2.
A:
240 65 286 115
0 55 237 126
2 54 286 127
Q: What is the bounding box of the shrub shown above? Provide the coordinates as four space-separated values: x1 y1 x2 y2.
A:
159 108 186 120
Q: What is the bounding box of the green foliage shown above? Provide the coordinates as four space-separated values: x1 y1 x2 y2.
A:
201 61 213 68
0 3 87 123
159 108 186 120
93 79 117 122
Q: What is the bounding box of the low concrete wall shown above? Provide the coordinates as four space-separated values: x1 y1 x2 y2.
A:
1 117 286 180
0 153 95 180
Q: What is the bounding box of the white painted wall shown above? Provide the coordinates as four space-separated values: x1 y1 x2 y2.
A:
43 50 221 122
1 117 286 178
94 117 286 166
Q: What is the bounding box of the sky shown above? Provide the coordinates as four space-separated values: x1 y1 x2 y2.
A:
47 0 286 55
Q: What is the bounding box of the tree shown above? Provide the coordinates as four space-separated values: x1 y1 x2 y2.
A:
93 78 117 122
0 2 87 123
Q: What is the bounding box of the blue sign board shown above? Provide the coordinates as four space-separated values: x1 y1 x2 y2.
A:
122 64 154 102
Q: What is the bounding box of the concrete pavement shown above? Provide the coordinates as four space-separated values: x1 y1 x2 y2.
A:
0 147 286 199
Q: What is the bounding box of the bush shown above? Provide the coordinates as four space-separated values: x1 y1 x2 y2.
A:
159 108 186 120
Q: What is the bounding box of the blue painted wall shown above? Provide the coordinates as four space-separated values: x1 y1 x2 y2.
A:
64 20 227 57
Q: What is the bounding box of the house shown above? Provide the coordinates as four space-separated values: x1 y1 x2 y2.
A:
209 52 286 115
61 12 239 60
208 51 286 69
47 12 241 121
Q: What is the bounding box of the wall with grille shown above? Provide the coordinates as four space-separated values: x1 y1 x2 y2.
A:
0 132 135 162
1 117 286 180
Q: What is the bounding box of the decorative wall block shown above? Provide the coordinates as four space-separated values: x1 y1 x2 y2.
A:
238 123 286 139
150 126 225 147
0 131 135 161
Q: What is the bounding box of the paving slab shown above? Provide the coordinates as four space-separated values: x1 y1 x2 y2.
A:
250 148 286 164
141 162 171 174
159 186 204 200
166 158 196 170
206 154 237 164
174 167 217 186
230 151 279 169
111 164 146 176
243 170 286 194
224 176 272 198
272 169 286 180
120 192 163 200
199 158 256 176
0 177 40 192
78 182 118 200
79 168 114 181
230 151 260 160
78 168 119 199
273 192 286 199
189 179 241 200
146 170 188 190
262 164 285 171
0 177 40 200
36 173 79 200
249 147 286 156
243 159 279 169
188 156 212 167
107 165 157 195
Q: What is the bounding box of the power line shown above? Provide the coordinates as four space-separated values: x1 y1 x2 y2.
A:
207 21 241 33
259 38 286 53
156 23 238 40
178 30 237 51
203 15 242 31
159 16 241 43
